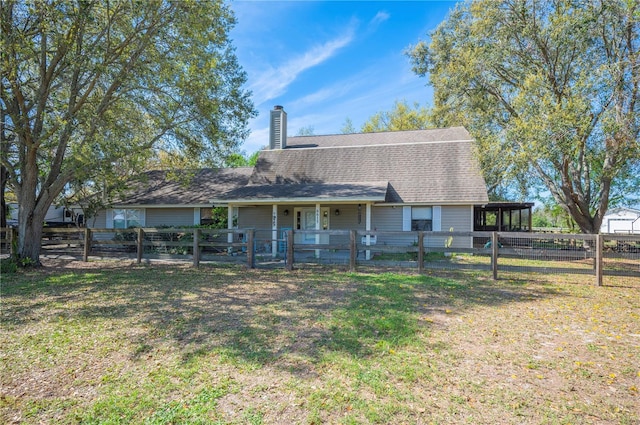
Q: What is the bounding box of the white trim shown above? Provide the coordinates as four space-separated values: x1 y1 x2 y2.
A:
272 205 278 257
432 206 442 231
209 199 487 207
315 203 321 257
208 196 386 205
193 208 200 225
106 209 113 228
227 205 234 244
365 203 372 260
402 206 412 231
111 204 213 208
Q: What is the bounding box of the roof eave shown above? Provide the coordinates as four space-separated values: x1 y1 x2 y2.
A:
210 196 387 205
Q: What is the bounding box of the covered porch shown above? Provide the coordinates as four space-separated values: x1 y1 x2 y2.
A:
225 201 380 260
473 202 534 232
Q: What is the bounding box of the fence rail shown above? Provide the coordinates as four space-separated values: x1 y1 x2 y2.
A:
1 227 639 285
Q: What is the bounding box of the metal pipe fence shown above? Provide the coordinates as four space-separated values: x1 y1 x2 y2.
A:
1 227 638 285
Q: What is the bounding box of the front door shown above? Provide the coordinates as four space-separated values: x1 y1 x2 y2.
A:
295 207 329 244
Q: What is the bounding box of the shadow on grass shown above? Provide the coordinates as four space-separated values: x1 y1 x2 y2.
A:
2 263 566 374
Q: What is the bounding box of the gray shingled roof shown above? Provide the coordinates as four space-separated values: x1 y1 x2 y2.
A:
220 181 389 202
285 126 473 149
114 168 253 206
216 128 488 204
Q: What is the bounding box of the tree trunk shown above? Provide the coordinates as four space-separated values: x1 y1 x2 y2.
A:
0 166 7 229
16 177 51 266
17 209 45 266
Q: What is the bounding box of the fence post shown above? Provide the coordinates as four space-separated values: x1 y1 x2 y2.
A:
492 232 499 280
286 229 294 271
417 231 424 273
83 228 92 262
193 228 200 267
137 228 144 264
595 234 603 286
246 229 255 269
349 230 357 272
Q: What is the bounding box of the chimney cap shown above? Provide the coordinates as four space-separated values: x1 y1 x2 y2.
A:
273 105 284 110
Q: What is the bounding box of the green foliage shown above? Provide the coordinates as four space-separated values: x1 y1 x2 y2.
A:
0 257 18 274
408 0 640 233
296 126 316 136
246 151 260 167
532 202 577 230
1 0 256 262
340 117 357 134
208 207 233 229
361 100 431 133
1 255 38 272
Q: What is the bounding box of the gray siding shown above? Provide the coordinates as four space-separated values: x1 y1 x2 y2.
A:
88 210 107 229
372 206 415 247
442 205 472 232
146 208 194 227
441 205 473 248
87 210 114 241
237 206 272 230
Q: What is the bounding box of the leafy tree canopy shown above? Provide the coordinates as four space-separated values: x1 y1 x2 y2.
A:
408 0 639 233
1 0 256 263
361 100 430 133
296 126 316 136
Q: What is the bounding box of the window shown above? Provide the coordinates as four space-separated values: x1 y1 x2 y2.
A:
112 209 144 228
411 207 432 231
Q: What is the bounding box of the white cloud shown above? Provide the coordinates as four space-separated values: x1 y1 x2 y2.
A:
249 29 355 106
370 11 390 28
242 125 269 155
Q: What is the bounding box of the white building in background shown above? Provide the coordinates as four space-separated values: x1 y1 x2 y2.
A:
600 207 640 234
7 202 81 227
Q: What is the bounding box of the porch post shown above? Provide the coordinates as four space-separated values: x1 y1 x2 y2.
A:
365 202 372 260
227 204 234 245
315 203 320 258
272 204 278 258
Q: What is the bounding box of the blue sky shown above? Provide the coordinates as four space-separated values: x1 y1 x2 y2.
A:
228 0 459 155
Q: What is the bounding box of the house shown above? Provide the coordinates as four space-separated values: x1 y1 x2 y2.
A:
91 106 490 257
600 207 640 234
87 167 253 228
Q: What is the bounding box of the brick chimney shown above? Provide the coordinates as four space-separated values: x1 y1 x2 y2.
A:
269 105 287 150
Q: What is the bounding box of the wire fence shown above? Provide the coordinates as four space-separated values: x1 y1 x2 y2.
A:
2 227 638 285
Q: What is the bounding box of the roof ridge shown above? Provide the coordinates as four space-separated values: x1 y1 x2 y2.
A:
287 126 468 140
278 138 474 151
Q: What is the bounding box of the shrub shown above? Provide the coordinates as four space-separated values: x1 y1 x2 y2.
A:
1 257 18 273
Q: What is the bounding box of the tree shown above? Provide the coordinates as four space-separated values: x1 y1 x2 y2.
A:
532 202 576 231
1 0 256 264
361 100 431 133
296 126 315 136
408 0 639 233
340 117 356 134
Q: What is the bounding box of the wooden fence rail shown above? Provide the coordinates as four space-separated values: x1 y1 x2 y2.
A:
2 227 639 285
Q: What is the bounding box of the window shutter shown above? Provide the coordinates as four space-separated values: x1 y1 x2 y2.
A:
402 206 411 231
432 206 442 231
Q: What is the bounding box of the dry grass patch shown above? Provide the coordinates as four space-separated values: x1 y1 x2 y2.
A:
1 259 638 424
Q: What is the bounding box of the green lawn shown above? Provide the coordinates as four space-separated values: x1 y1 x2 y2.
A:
1 260 639 424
